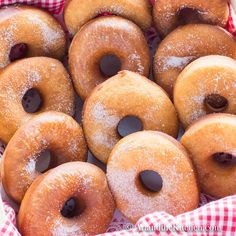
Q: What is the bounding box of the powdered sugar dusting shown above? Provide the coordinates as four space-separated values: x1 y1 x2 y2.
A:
107 165 194 220
92 131 116 149
128 54 145 74
27 70 41 83
90 102 119 151
17 69 43 97
162 56 195 71
26 15 62 51
176 70 236 125
0 21 17 68
24 158 36 175
52 219 82 236
92 102 119 128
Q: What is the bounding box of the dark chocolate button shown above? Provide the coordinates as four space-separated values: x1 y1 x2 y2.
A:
9 43 28 62
60 197 77 218
205 94 228 112
139 170 163 193
213 153 236 165
117 116 143 138
99 54 121 77
22 88 43 113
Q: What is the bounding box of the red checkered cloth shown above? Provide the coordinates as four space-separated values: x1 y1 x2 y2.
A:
0 0 65 14
0 197 20 236
100 194 236 236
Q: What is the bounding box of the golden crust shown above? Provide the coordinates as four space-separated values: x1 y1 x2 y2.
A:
0 6 66 69
18 162 115 236
107 131 199 223
69 16 150 100
0 57 75 143
174 55 236 128
64 0 152 35
153 24 236 97
181 114 236 198
1 111 87 203
82 70 179 163
153 0 229 36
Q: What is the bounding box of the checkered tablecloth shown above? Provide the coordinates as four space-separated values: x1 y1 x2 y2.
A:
0 197 20 236
0 0 65 14
0 0 236 235
100 194 236 236
1 193 235 236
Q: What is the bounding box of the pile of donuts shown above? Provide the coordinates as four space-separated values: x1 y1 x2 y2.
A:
0 0 236 235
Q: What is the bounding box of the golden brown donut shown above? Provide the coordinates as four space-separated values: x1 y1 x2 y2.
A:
0 57 75 143
69 16 150 100
153 24 236 97
174 55 236 128
181 114 236 198
153 0 229 37
107 131 199 223
1 111 87 203
0 6 66 69
83 70 179 163
18 162 115 236
64 0 151 35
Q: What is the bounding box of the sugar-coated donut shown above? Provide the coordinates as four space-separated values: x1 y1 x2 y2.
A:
174 55 236 128
83 70 179 163
1 111 87 203
153 0 229 37
107 131 199 223
64 0 151 35
69 16 150 100
153 24 236 97
0 57 75 143
181 114 236 198
0 6 66 69
18 162 115 236
0 143 4 182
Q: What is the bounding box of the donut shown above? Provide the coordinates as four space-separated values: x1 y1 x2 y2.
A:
181 113 236 198
107 131 199 223
153 0 229 37
0 6 66 69
1 111 87 203
153 24 236 97
18 162 115 236
69 16 150 100
82 70 179 163
0 143 4 181
0 57 75 143
174 55 236 128
64 0 152 35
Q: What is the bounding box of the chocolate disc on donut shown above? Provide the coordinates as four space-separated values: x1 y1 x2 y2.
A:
69 16 150 100
107 131 199 223
181 114 236 198
0 6 66 70
64 0 152 35
0 57 75 143
153 24 236 97
1 111 87 203
18 162 115 236
153 0 229 37
174 55 236 128
82 70 178 163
